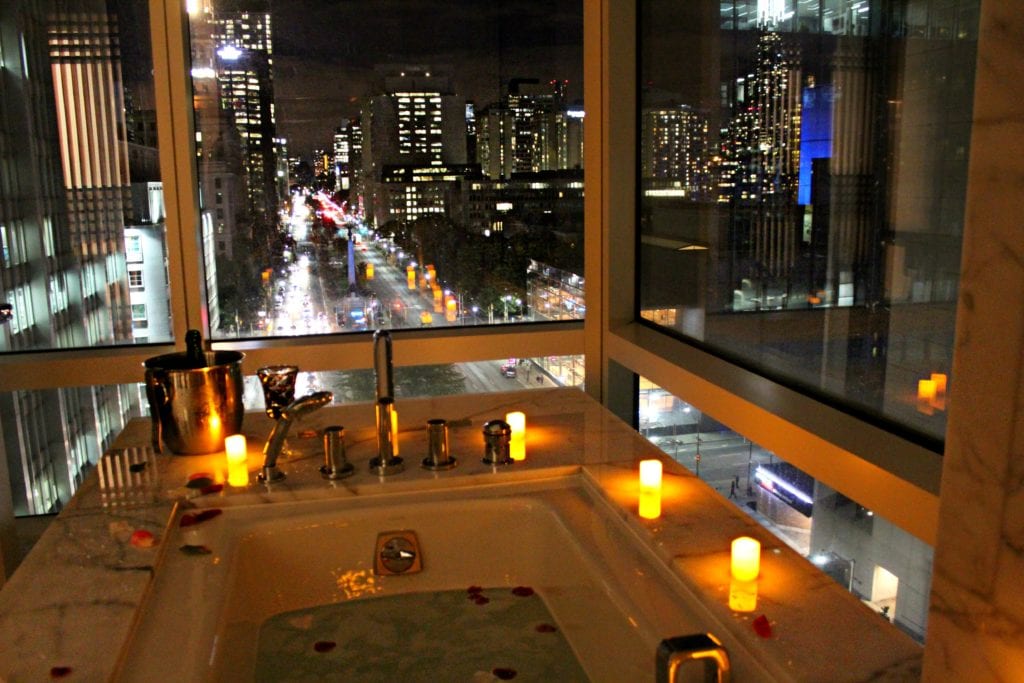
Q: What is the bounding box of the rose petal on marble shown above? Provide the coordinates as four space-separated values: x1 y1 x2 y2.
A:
492 667 517 679
179 544 212 555
752 614 773 638
180 508 222 527
313 640 336 653
467 585 483 594
511 586 534 597
129 530 155 548
535 623 558 633
49 666 72 678
472 595 490 605
185 473 214 489
200 483 224 495
196 508 222 522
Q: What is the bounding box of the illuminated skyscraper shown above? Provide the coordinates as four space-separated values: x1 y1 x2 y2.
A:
362 67 468 225
47 10 135 344
720 30 803 278
208 2 278 225
476 102 515 179
0 0 142 516
640 105 712 199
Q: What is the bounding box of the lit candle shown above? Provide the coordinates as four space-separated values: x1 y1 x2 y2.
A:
930 373 948 409
225 434 248 487
226 434 247 462
917 379 936 403
728 578 758 612
638 459 662 519
506 411 526 461
917 378 937 414
731 536 761 582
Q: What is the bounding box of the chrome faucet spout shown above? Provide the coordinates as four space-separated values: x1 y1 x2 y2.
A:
370 329 403 476
260 391 333 482
373 329 393 402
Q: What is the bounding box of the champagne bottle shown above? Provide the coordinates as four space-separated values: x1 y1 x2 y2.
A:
185 329 206 368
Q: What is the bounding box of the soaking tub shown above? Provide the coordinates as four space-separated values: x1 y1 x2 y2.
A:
115 473 766 681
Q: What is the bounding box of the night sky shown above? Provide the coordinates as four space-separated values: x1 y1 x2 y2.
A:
268 0 584 154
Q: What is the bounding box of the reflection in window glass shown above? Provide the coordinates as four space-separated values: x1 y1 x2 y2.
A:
1 383 146 516
0 0 171 352
1 355 579 518
638 0 979 446
187 1 584 340
639 377 932 642
242 356 578 412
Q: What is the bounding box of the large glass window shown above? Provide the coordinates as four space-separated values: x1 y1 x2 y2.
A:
639 377 933 643
0 0 172 352
187 0 585 340
638 0 979 447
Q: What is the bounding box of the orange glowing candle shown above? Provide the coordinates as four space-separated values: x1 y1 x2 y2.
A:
506 411 526 461
638 459 662 519
731 536 761 582
917 379 936 403
930 373 947 396
728 579 758 612
225 434 248 487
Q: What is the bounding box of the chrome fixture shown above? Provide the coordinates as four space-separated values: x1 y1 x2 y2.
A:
259 391 333 482
374 530 422 575
482 419 512 465
321 425 354 480
422 418 457 470
373 328 394 401
656 634 731 683
370 397 404 475
370 330 404 475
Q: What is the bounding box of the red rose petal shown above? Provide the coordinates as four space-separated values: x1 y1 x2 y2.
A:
196 508 222 522
50 666 73 678
473 595 490 605
511 586 534 597
179 508 222 527
200 483 224 495
535 623 558 633
492 667 517 680
467 585 483 594
313 641 336 653
186 473 214 489
752 614 773 638
129 530 155 548
179 544 213 555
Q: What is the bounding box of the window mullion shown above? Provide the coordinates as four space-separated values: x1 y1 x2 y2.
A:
150 0 208 341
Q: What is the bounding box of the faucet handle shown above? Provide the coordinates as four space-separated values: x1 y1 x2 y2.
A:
422 418 457 470
482 419 513 465
321 425 354 479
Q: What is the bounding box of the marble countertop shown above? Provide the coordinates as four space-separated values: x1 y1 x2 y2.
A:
0 388 922 681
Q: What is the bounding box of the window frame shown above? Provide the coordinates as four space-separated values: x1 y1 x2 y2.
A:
0 0 943 549
0 0 587 389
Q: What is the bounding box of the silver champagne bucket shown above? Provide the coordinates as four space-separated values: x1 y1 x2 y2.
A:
143 350 245 454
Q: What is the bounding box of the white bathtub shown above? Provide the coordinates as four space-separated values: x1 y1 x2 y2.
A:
115 473 771 681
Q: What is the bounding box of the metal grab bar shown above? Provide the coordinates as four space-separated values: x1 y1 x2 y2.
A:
656 633 731 683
